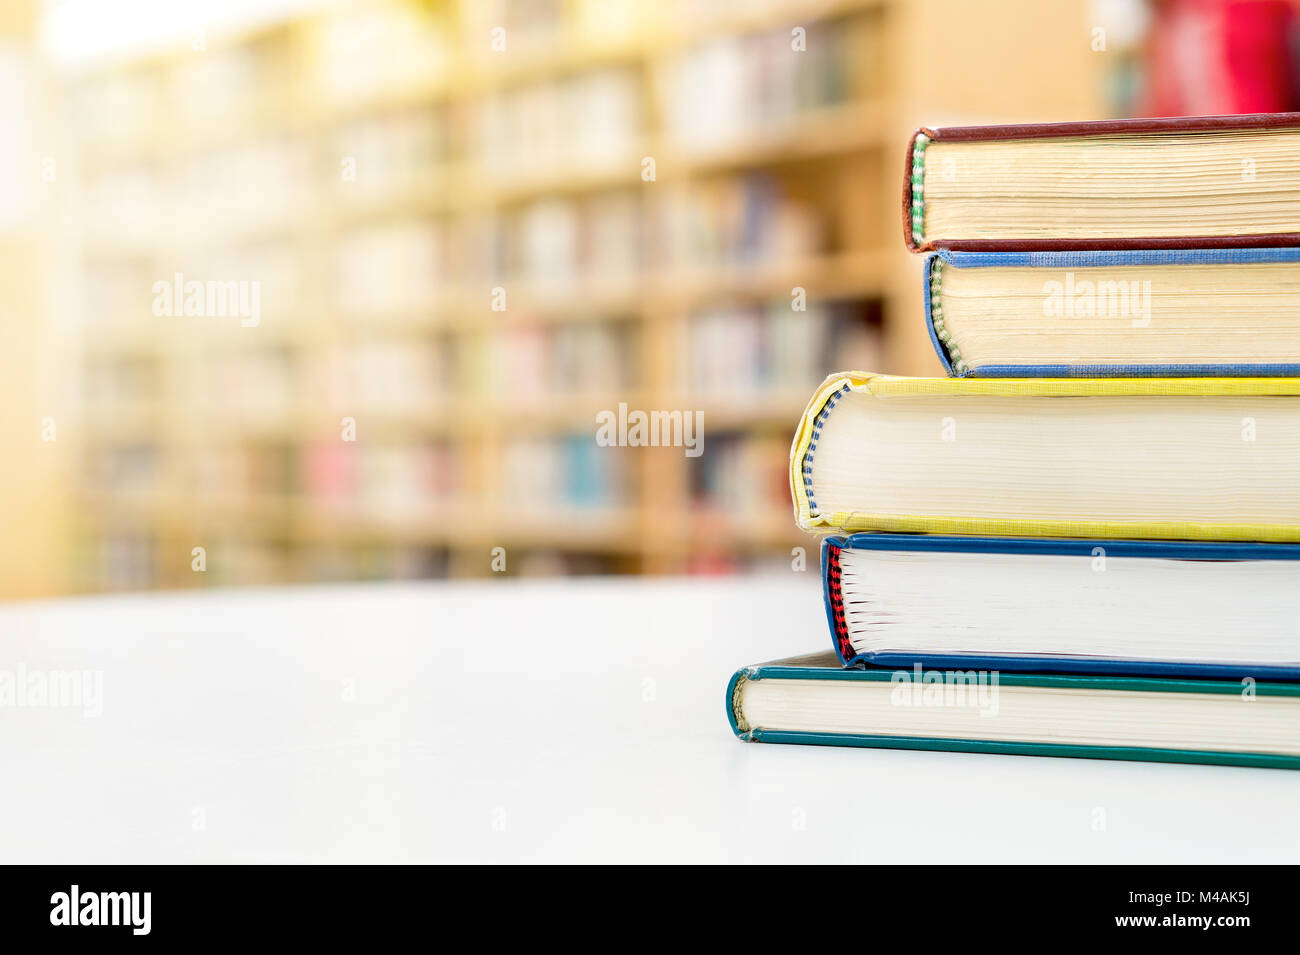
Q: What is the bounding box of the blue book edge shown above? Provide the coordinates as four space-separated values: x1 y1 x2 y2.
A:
922 247 1300 377
820 533 1300 681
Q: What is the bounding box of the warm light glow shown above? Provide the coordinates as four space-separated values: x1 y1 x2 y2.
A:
41 0 327 64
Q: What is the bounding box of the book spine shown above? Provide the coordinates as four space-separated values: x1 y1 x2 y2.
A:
901 127 936 252
725 667 754 739
821 537 854 664
922 253 960 375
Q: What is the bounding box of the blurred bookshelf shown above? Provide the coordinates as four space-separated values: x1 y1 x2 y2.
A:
54 0 1101 591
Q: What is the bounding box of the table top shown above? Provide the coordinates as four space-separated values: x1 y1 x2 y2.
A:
0 573 1295 863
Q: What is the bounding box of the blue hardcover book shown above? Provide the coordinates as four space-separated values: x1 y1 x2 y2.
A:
924 247 1300 377
822 534 1300 680
727 651 1300 769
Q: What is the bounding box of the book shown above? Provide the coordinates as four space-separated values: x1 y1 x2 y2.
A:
726 652 1300 769
903 113 1300 252
925 248 1300 377
821 533 1300 679
791 372 1300 541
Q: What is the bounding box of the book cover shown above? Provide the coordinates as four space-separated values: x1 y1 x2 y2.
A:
727 652 1300 770
903 112 1300 252
924 247 1300 377
821 533 1300 679
790 371 1300 541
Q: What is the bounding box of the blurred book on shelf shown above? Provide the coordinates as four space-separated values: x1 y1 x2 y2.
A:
685 301 883 397
45 0 1103 594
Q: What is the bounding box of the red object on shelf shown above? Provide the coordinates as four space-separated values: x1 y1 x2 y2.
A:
1138 0 1297 116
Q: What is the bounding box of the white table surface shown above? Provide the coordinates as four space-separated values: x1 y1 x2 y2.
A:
0 573 1296 863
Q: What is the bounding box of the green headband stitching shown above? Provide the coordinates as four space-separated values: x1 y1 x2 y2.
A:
910 133 929 243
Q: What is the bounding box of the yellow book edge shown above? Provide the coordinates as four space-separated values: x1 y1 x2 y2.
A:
788 371 1300 542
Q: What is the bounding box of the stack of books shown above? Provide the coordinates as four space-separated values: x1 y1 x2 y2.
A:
727 113 1300 770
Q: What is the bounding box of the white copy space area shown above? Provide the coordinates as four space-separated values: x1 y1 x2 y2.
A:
0 576 1296 863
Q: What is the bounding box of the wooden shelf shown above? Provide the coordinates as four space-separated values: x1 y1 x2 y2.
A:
661 101 888 175
62 0 906 590
313 0 887 119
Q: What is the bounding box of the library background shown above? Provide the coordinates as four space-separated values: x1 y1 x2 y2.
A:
0 0 1268 599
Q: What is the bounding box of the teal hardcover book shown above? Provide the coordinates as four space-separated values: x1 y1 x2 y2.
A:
727 652 1300 769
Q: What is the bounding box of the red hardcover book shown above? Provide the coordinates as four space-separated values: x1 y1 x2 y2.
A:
903 112 1300 252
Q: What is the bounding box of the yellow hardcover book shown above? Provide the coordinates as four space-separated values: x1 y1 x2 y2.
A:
790 372 1300 541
